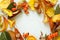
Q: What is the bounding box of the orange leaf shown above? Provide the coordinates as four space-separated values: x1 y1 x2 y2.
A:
0 17 8 32
15 28 23 40
48 18 54 32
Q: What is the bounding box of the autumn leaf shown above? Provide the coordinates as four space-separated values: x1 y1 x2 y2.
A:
55 5 60 15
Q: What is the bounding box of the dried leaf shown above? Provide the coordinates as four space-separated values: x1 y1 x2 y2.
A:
55 5 60 15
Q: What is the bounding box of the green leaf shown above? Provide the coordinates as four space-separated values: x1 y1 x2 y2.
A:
58 31 60 36
0 31 11 40
7 2 16 10
55 5 60 15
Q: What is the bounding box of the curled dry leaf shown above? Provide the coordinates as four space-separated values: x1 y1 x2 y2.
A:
21 1 29 14
34 2 42 14
26 36 36 40
10 0 14 3
52 14 60 22
56 25 60 32
46 8 55 17
28 0 35 10
48 18 54 32
0 0 11 9
0 15 3 27
53 36 60 40
2 8 13 17
34 0 42 14
0 17 8 32
8 10 21 18
43 15 48 23
44 0 58 7
15 28 23 40
34 0 58 14
17 3 21 10
8 19 15 28
8 30 16 40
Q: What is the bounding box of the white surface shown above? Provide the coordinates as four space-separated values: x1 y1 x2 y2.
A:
15 10 51 39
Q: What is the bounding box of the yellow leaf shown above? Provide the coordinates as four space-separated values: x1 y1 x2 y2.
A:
49 0 58 5
46 8 55 17
28 0 35 10
26 36 36 40
52 14 60 22
0 0 11 9
2 8 13 17
0 17 8 32
43 15 48 23
8 19 15 28
54 36 60 40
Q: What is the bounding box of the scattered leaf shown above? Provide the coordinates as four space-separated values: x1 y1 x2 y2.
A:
52 14 60 22
28 0 35 10
0 31 11 40
55 5 60 15
7 2 16 10
8 30 16 40
8 19 15 28
0 17 8 32
46 8 55 17
26 36 36 40
0 0 11 9
2 8 13 17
